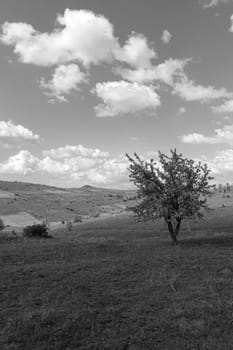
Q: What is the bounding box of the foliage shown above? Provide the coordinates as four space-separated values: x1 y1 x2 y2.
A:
23 223 49 238
126 149 214 244
73 215 82 223
66 221 73 232
0 218 4 231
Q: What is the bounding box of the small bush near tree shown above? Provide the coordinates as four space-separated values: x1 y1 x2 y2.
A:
127 149 213 245
66 221 73 232
23 223 49 238
0 219 4 231
73 215 82 223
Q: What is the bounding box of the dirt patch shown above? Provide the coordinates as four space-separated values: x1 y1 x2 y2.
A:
0 212 41 227
0 190 15 198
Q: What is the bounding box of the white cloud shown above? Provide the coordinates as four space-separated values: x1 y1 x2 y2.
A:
181 124 233 145
161 30 172 44
40 64 87 102
3 7 231 111
202 149 233 183
113 32 157 68
0 120 40 148
114 58 188 85
0 145 129 188
173 75 233 102
178 107 186 115
212 99 233 113
1 9 117 67
0 150 39 174
223 116 232 122
1 9 158 70
182 133 218 144
200 0 229 8
42 144 109 159
153 59 188 86
92 81 161 117
0 120 40 141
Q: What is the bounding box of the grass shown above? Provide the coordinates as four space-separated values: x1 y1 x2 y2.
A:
1 214 233 349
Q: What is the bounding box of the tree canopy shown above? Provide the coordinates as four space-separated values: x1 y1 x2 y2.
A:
126 149 214 244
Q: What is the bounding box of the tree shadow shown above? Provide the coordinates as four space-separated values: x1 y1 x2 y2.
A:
180 234 233 247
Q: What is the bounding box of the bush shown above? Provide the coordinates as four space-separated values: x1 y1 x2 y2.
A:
23 223 49 238
0 219 4 231
66 221 73 232
73 215 82 223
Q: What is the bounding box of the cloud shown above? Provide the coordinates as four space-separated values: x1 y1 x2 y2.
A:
0 120 41 148
0 150 39 174
1 10 156 70
43 144 109 159
114 58 188 84
92 81 161 117
173 75 233 102
201 148 233 183
40 64 87 102
0 145 130 188
181 124 233 145
113 32 156 68
1 9 117 67
178 107 186 115
161 30 172 44
200 0 230 8
212 99 233 113
3 7 230 110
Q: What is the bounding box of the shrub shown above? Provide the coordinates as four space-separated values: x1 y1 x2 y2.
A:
23 223 49 238
66 221 73 232
73 215 82 223
0 219 4 231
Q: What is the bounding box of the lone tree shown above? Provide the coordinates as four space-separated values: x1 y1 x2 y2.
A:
126 149 213 244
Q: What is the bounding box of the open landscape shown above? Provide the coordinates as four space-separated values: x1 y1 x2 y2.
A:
2 0 233 348
1 181 233 349
0 181 136 235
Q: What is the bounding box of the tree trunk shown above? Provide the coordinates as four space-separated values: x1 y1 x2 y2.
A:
166 218 182 245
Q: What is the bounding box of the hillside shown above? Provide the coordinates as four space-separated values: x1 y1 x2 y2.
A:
0 179 232 232
0 180 135 230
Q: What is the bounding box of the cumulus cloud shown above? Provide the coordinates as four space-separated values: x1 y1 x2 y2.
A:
202 148 233 183
2 7 230 111
212 99 233 113
1 9 116 67
181 124 233 145
178 107 186 115
42 144 109 159
161 30 172 44
40 64 87 102
1 9 157 70
173 75 233 102
114 58 188 85
0 145 130 188
92 81 161 117
200 0 230 8
0 150 39 174
0 120 40 148
113 33 157 68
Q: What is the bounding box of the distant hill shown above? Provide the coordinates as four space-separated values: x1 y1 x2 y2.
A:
0 180 66 193
79 185 100 191
0 180 134 193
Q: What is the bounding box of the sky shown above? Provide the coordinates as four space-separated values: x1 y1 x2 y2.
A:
1 0 233 188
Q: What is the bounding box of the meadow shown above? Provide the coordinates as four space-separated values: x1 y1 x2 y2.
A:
1 203 233 349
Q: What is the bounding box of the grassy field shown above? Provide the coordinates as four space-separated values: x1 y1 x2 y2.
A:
1 211 233 349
